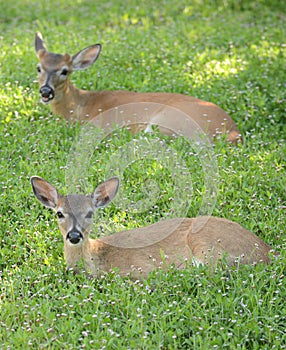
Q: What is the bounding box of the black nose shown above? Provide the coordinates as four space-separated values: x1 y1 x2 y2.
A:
67 231 83 244
39 85 54 100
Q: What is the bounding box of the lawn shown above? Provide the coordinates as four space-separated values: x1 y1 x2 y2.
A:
0 0 285 349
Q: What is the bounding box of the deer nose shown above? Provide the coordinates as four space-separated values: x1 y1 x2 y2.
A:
67 231 83 244
39 85 55 102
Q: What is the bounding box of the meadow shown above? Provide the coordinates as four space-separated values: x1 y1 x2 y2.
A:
0 0 285 349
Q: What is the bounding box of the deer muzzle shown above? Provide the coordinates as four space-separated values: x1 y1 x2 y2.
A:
66 231 83 245
39 85 55 103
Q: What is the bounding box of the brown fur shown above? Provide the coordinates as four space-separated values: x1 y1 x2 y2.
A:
35 32 242 144
31 176 273 279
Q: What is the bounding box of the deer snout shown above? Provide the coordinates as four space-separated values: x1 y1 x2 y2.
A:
39 85 55 103
66 231 83 245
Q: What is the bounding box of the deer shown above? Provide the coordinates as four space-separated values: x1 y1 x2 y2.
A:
34 32 242 144
31 176 273 279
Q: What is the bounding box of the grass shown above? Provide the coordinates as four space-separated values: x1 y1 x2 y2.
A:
0 0 285 349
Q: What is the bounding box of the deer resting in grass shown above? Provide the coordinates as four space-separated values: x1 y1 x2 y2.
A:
35 32 241 143
31 176 273 279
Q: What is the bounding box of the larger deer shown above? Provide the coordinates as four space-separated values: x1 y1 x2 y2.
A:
31 176 273 279
35 32 241 143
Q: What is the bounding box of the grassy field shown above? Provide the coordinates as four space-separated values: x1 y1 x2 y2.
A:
0 0 285 349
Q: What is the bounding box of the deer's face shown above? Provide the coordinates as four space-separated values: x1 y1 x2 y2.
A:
55 194 95 246
36 51 72 104
31 175 119 247
35 32 101 106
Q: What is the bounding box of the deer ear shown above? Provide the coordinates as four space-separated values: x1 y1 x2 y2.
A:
31 176 59 209
72 44 101 70
92 177 119 208
35 32 47 56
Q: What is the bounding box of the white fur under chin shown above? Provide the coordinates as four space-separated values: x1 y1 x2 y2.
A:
66 239 84 247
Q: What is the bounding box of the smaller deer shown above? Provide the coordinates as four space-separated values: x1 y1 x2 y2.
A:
35 32 241 144
31 176 273 279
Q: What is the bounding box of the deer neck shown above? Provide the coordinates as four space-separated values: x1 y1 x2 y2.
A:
64 240 84 270
83 238 109 274
50 81 101 122
63 237 104 273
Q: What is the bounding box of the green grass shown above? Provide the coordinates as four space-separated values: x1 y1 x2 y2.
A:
0 0 286 349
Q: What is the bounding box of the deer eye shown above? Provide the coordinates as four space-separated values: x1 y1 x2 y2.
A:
56 211 64 219
85 211 93 219
36 65 41 73
61 68 68 76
